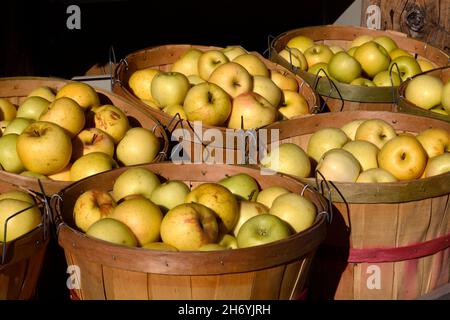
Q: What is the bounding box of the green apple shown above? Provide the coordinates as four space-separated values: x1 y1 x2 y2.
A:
356 168 397 183
17 96 50 120
372 70 402 87
112 167 161 201
0 98 17 121
70 152 118 181
185 183 239 233
116 127 160 166
256 186 290 209
307 127 348 163
0 190 35 204
218 234 238 249
4 117 33 135
150 180 190 213
160 203 219 250
151 71 191 108
351 35 373 48
17 121 72 175
0 134 25 173
236 214 291 248
261 143 311 178
232 201 269 237
373 35 398 53
171 48 203 77
354 41 391 78
269 192 317 233
86 218 137 247
308 62 330 78
328 52 362 84
198 243 228 251
111 197 163 245
0 199 41 242
389 56 421 81
405 75 444 110
218 173 260 201
73 189 116 232
27 86 56 102
316 148 361 182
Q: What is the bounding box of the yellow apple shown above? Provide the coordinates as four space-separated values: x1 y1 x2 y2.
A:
111 197 163 245
72 128 115 160
56 82 100 110
128 68 161 101
73 189 116 232
185 183 239 233
347 46 358 57
278 48 308 71
208 62 253 98
424 153 450 177
343 140 380 171
17 96 50 120
416 128 450 158
70 152 118 181
286 35 314 53
48 164 72 181
39 97 85 137
252 75 282 107
308 62 330 78
354 41 391 78
233 53 270 77
0 134 25 173
116 127 160 166
20 171 49 180
442 80 450 114
270 193 317 233
0 199 41 242
92 104 130 144
0 98 17 121
350 78 376 87
378 135 428 180
270 70 299 91
17 121 72 175
3 117 33 135
304 44 334 67
372 70 402 87
278 90 309 119
0 120 9 134
405 74 443 110
160 203 219 250
171 48 203 77
307 127 348 163
237 214 291 248
86 218 137 247
389 48 413 60
417 59 436 72
329 46 344 54
341 119 367 140
356 168 397 183
198 244 228 251
373 35 398 53
112 167 161 201
354 119 397 149
256 186 290 209
227 92 277 129
183 82 232 126
0 190 35 204
221 45 248 61
187 75 205 86
389 56 421 81
197 50 229 80
351 34 373 48
151 71 191 108
218 234 238 249
328 51 362 84
218 173 260 201
261 143 311 178
142 242 178 251
316 148 361 182
162 104 187 120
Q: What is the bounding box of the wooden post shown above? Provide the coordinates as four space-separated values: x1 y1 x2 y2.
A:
361 0 450 54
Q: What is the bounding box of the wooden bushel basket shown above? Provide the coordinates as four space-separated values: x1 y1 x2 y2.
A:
265 111 450 299
270 25 449 112
0 181 50 299
53 163 328 300
112 44 320 164
0 77 169 195
398 66 450 123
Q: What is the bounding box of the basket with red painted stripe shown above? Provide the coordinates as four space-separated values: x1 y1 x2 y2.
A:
264 111 450 300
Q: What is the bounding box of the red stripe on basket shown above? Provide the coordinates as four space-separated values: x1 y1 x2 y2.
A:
348 233 450 263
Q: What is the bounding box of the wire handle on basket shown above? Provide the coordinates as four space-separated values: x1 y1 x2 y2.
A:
314 170 333 225
151 122 169 161
388 62 402 106
108 45 117 89
112 57 129 88
49 193 65 236
312 68 345 112
264 34 276 59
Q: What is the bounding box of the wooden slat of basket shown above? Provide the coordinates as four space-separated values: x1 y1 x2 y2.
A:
279 260 301 299
147 274 191 300
102 266 148 300
70 254 105 300
251 265 285 299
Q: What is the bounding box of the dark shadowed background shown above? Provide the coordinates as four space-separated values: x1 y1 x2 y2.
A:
0 0 354 78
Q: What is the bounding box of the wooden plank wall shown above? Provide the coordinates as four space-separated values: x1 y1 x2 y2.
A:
361 0 450 54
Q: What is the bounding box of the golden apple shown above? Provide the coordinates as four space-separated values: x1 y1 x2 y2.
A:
278 90 309 119
72 128 115 160
227 92 277 129
424 153 450 177
56 82 100 110
73 189 116 232
40 97 85 137
0 98 17 121
261 143 311 178
341 119 366 140
316 148 361 182
270 70 299 91
343 140 380 171
233 53 270 77
307 127 348 163
232 200 269 237
256 186 290 209
416 128 450 158
171 48 203 77
0 199 41 242
355 119 397 149
197 50 229 80
116 127 160 166
92 104 130 144
86 218 137 247
27 86 56 102
70 152 118 181
208 62 253 98
128 68 161 101
356 168 397 183
112 167 161 201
